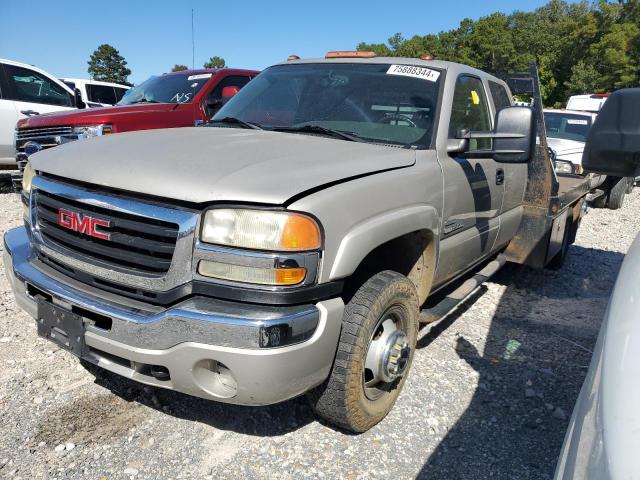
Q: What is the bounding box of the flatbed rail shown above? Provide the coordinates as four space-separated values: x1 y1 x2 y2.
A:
497 63 592 268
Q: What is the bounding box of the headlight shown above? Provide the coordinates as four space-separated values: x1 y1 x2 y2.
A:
201 209 321 252
73 124 113 140
554 160 574 175
22 162 35 194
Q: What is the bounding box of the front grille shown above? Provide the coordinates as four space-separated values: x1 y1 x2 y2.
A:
34 190 179 275
16 126 73 140
15 126 76 154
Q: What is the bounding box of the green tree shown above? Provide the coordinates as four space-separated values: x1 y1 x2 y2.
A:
565 60 602 94
203 56 226 69
355 0 640 106
87 44 132 85
356 42 392 56
171 64 189 72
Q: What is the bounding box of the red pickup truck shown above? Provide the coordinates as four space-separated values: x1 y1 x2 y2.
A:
14 68 259 172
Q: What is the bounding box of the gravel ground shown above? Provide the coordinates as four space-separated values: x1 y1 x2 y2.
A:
0 189 638 480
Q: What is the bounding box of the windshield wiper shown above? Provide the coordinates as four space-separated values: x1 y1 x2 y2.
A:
127 98 161 105
208 117 264 130
271 125 364 142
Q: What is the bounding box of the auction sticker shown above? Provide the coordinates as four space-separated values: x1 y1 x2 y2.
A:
567 119 588 125
386 65 440 82
187 73 212 81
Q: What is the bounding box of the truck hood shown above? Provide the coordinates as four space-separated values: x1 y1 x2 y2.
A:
29 127 416 204
16 103 178 129
547 137 585 157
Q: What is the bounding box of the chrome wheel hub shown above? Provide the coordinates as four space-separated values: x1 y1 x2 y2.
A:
364 314 411 399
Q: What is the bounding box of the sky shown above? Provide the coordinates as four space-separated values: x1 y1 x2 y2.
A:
1 0 569 85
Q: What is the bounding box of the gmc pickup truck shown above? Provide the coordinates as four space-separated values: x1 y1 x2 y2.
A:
4 54 595 432
13 67 258 173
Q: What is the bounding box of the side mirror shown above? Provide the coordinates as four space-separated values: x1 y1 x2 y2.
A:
73 88 86 109
493 106 535 162
221 86 240 103
583 88 640 177
448 106 535 162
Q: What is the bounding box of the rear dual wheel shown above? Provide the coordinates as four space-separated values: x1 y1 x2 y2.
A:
309 270 418 432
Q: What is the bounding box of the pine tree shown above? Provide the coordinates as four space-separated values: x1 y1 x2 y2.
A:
87 44 132 85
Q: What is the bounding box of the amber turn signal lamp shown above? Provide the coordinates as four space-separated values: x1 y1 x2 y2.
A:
281 215 321 250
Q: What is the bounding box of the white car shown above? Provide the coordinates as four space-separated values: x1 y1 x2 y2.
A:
0 58 76 166
555 88 640 479
566 93 609 113
60 78 130 108
545 109 597 174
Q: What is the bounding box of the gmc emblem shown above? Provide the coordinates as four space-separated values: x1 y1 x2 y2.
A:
57 208 111 241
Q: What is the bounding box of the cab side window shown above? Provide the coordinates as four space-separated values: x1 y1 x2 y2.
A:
87 84 118 105
205 75 251 117
3 64 73 107
449 75 492 150
489 81 512 112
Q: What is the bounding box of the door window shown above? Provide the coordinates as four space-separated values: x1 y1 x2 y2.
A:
114 87 128 102
3 64 73 107
488 81 512 112
205 75 251 117
449 75 492 150
86 84 118 105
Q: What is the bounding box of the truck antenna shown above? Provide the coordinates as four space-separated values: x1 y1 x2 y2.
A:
191 8 195 70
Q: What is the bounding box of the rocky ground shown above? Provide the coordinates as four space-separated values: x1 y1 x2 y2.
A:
0 189 638 480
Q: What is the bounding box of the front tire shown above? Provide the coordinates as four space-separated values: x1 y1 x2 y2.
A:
309 270 418 432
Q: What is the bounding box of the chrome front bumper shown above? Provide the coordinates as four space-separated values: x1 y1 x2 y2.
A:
3 226 345 405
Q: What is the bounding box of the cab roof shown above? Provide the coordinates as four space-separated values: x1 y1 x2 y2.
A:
275 56 507 85
163 68 259 76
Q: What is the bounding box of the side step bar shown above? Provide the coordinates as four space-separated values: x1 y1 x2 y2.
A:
419 254 507 323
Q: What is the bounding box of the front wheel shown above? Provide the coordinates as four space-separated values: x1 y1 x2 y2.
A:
308 270 418 432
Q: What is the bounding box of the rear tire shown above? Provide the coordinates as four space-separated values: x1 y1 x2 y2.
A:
625 178 635 194
308 270 418 433
547 219 572 270
607 177 627 210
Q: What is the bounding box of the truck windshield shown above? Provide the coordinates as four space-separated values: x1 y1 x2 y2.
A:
212 63 442 148
117 72 212 105
544 112 592 143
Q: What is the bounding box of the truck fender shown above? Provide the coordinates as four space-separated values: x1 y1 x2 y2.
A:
328 204 440 296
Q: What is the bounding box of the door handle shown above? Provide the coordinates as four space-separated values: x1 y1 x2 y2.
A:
20 110 40 116
496 169 505 185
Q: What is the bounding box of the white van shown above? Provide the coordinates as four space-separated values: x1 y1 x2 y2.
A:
566 93 609 113
0 59 76 166
60 78 130 108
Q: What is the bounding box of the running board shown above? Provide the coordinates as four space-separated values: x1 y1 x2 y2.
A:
419 254 507 323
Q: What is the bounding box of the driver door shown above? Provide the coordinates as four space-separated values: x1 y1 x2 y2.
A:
435 75 504 284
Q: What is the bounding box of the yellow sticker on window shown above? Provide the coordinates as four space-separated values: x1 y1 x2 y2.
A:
471 90 480 105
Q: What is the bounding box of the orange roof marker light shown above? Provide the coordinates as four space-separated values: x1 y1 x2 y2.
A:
287 55 300 61
325 51 377 59
420 53 434 60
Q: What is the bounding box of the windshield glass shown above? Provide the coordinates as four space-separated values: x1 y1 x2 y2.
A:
117 72 212 105
544 112 592 142
212 63 442 147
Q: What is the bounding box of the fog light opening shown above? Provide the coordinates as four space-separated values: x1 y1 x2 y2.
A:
193 359 238 399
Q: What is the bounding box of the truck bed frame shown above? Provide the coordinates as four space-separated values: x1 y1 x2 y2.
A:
499 63 592 268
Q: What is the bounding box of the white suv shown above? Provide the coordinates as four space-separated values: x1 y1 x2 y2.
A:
0 58 76 166
60 78 130 108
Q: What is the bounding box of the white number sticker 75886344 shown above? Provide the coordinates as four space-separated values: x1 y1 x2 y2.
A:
386 65 440 82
